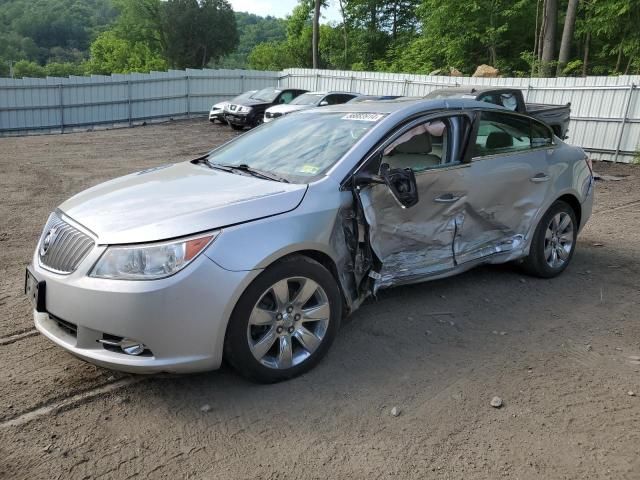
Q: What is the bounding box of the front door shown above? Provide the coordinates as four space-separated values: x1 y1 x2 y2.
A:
453 110 554 264
357 114 473 289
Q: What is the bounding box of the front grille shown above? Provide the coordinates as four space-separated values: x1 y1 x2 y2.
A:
38 213 94 274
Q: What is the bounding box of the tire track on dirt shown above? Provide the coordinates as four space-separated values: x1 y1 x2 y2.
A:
0 327 37 346
1 377 146 429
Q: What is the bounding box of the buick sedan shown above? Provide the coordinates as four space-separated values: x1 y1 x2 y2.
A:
26 98 594 382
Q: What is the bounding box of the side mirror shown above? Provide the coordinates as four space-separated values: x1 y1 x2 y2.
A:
379 163 419 208
319 100 329 106
353 161 419 208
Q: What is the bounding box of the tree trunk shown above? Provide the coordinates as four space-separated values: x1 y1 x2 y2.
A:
624 55 632 75
312 0 321 69
537 0 547 62
540 0 558 77
582 31 590 76
338 0 349 68
614 42 623 73
556 0 579 76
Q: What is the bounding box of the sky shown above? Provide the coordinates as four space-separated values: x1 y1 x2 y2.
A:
228 0 342 23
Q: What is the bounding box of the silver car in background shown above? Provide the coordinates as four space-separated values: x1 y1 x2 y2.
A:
26 99 594 383
263 91 358 122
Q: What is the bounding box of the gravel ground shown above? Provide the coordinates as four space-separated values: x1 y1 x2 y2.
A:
0 119 639 480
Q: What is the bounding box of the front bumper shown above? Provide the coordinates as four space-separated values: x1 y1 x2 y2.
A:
224 111 257 127
30 247 260 373
209 109 224 121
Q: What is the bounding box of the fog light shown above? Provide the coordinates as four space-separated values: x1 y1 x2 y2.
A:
120 339 146 356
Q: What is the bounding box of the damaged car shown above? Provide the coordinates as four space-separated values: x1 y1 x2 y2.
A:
26 98 594 383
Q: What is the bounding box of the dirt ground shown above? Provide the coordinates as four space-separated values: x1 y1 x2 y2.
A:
0 119 639 480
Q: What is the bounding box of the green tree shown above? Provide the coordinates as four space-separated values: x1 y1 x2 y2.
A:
161 0 238 68
85 30 167 74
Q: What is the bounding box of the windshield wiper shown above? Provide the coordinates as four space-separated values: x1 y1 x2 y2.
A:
208 162 289 183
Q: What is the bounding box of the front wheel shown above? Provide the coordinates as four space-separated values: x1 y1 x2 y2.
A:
522 200 577 278
224 255 342 383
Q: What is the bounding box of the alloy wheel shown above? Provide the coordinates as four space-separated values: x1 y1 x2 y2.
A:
544 212 574 268
247 277 331 369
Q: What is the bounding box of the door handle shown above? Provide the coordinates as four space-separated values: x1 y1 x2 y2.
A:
434 193 460 203
530 173 550 183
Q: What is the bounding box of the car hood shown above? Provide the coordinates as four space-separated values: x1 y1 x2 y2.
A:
231 98 271 108
266 104 311 115
59 161 307 245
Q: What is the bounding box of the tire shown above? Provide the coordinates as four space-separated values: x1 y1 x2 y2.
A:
224 255 342 383
522 200 577 278
230 123 244 131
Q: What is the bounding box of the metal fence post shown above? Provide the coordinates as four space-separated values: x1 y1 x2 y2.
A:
315 73 320 91
58 83 64 134
127 80 132 127
403 79 410 96
614 83 635 163
349 75 355 92
525 84 532 102
240 74 245 93
186 75 190 118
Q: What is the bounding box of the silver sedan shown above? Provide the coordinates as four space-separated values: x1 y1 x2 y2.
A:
26 98 594 382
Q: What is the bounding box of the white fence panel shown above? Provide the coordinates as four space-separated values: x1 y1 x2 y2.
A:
281 68 640 162
0 68 280 135
1 67 638 162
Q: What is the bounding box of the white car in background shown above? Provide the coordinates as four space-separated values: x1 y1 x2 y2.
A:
263 91 358 122
209 90 257 123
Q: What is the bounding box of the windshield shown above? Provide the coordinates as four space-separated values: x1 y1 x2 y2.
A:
232 90 257 102
290 93 324 106
252 87 280 102
207 112 384 183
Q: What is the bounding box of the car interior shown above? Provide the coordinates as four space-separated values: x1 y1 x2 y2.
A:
382 120 448 172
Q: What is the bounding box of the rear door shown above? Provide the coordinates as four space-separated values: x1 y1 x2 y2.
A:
357 113 474 288
453 110 554 264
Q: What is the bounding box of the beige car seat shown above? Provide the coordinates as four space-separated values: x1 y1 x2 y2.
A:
384 133 442 171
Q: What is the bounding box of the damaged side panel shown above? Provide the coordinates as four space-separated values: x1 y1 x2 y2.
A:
357 165 470 290
349 155 549 295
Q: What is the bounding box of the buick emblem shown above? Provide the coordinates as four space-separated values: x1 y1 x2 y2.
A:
40 227 58 256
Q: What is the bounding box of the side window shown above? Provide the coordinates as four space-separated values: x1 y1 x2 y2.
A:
531 120 553 147
278 91 295 104
381 118 450 172
336 94 356 104
323 94 341 105
499 93 519 111
478 94 499 105
473 111 531 157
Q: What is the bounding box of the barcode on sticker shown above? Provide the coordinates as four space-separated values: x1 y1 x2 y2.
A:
342 113 385 122
368 270 382 280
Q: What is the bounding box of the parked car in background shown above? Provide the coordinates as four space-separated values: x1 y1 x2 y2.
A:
224 87 307 130
27 98 593 383
264 91 359 122
209 90 257 124
425 87 571 138
347 95 403 103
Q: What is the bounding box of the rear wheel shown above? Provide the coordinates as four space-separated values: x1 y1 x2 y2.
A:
230 123 244 131
522 200 577 278
224 255 342 383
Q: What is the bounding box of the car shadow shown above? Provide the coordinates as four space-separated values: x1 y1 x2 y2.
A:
115 244 638 426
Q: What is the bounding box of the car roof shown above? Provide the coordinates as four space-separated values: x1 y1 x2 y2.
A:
427 86 519 97
303 91 359 95
304 97 507 115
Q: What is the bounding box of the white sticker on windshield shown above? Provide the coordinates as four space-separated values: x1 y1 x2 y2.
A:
341 113 385 122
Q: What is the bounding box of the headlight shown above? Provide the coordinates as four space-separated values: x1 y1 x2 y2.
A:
90 231 219 280
237 106 252 114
